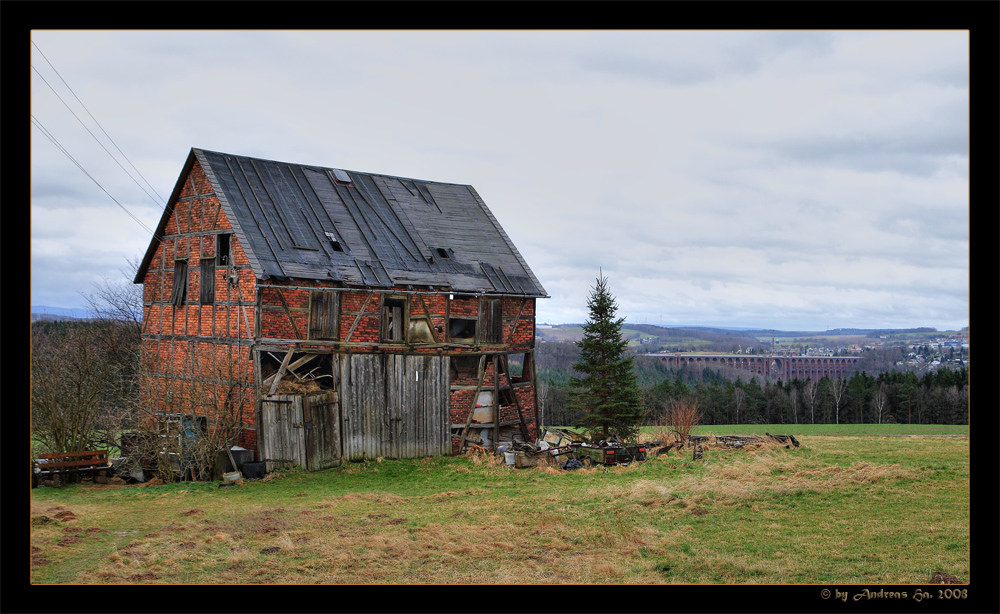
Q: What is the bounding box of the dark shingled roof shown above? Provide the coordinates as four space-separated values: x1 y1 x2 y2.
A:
136 148 547 296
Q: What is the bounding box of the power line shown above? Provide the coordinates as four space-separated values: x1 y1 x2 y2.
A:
32 114 157 238
31 41 166 207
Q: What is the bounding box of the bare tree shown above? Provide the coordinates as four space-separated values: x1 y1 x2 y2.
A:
135 343 256 481
831 376 847 425
871 383 889 425
666 399 701 442
733 387 745 425
81 255 146 450
804 379 819 424
31 323 122 455
789 387 799 424
537 379 550 430
83 255 144 331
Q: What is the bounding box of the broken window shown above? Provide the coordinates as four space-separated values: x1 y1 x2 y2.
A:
449 317 477 343
261 351 334 392
507 352 533 383
450 355 480 382
480 297 503 344
216 234 231 266
170 260 189 307
381 296 407 343
199 258 215 304
309 291 339 340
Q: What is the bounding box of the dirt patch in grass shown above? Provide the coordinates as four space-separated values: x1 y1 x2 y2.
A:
930 571 962 584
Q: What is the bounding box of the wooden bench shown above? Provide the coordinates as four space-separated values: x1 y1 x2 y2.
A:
33 450 110 487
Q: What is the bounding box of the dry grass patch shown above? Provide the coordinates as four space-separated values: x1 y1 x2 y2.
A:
333 492 405 505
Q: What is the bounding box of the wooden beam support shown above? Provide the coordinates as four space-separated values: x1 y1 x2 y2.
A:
493 355 500 449
262 353 319 388
505 297 527 345
268 349 295 396
417 294 440 344
501 354 531 441
275 288 303 340
458 355 487 452
345 291 375 342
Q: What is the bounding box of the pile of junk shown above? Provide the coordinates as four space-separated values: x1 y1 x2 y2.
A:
493 428 802 468
495 428 660 469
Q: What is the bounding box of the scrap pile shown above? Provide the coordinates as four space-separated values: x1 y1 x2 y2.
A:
497 428 659 469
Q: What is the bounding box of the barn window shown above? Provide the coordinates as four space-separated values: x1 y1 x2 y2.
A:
480 297 503 344
450 355 480 382
199 258 215 304
216 234 231 266
309 291 339 340
170 260 189 307
449 317 477 343
507 352 533 383
381 297 407 343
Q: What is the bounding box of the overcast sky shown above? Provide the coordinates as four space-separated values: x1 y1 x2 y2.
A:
30 30 969 332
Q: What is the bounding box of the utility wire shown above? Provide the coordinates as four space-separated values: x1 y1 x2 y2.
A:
31 41 166 207
31 65 165 209
32 114 158 239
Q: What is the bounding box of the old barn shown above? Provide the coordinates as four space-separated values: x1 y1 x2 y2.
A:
134 148 547 471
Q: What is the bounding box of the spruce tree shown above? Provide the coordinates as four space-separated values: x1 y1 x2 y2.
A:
567 274 645 441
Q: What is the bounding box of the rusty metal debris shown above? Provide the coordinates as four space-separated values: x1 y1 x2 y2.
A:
498 428 801 467
497 429 654 469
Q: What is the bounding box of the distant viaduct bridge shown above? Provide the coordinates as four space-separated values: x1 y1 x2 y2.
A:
645 353 862 382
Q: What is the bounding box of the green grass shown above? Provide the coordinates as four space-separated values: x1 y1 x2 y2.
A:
30 428 968 584
686 424 969 437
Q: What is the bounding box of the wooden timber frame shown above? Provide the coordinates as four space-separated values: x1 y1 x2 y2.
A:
134 149 548 473
252 283 540 464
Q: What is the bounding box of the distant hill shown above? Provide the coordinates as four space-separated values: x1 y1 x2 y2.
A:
31 306 93 322
536 323 769 353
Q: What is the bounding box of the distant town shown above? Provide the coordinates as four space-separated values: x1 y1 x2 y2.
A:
534 323 969 374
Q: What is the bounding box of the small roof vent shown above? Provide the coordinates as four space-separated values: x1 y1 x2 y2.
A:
332 169 352 184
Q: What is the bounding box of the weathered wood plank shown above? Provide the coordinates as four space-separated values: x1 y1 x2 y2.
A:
268 349 295 396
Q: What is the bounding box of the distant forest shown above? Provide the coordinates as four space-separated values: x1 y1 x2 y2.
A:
536 340 968 428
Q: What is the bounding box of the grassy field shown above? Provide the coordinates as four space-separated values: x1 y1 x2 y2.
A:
30 426 969 585
685 424 969 437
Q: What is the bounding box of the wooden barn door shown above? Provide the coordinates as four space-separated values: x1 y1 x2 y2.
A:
261 395 306 471
303 391 341 471
262 392 343 472
340 354 450 461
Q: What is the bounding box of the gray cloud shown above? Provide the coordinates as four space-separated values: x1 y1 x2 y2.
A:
30 30 969 331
